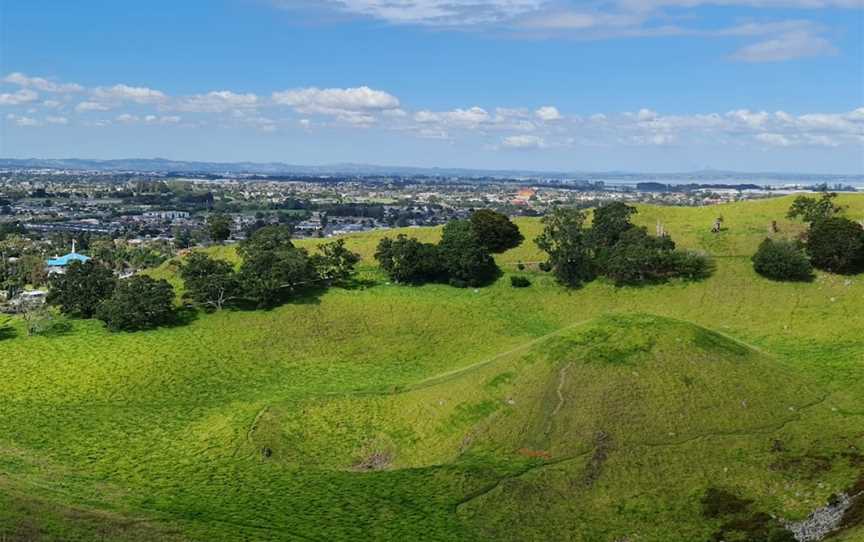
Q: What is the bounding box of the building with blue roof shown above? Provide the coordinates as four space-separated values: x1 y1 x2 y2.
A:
46 241 91 274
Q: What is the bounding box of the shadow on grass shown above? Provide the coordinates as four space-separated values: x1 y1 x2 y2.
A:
0 324 17 341
339 277 379 291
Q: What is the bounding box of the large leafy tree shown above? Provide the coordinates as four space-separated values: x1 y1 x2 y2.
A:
47 260 117 318
374 234 442 284
310 239 361 285
787 192 843 223
805 217 864 274
96 275 176 331
535 207 595 288
180 252 239 311
438 220 499 287
237 225 316 307
469 209 524 253
207 213 232 243
589 202 639 250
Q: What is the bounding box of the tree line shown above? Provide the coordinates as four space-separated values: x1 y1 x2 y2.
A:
46 225 360 331
17 199 864 335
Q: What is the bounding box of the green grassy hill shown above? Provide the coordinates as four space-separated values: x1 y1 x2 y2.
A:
1 195 863 541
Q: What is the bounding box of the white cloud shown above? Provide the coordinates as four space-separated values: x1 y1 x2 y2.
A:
535 105 562 121
42 99 63 109
3 72 83 93
0 89 39 106
755 133 793 146
93 84 167 104
501 134 546 149
282 1 850 62
45 116 69 125
415 106 491 128
272 86 400 117
294 0 548 26
636 108 659 122
731 31 838 62
75 101 111 112
116 113 140 123
176 91 259 113
6 113 41 127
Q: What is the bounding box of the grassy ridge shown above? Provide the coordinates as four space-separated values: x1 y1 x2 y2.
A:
0 194 862 541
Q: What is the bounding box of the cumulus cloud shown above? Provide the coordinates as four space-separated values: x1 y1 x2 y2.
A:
273 86 400 117
6 113 41 127
116 113 140 123
75 101 111 112
535 105 562 121
45 115 69 125
502 134 546 149
93 84 167 104
176 91 259 113
3 72 83 93
0 88 39 106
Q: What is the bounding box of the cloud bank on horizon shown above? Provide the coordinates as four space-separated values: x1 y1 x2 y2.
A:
1 0 862 173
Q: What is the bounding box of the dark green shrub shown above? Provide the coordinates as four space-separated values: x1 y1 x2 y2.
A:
806 217 864 274
510 276 531 288
752 239 813 281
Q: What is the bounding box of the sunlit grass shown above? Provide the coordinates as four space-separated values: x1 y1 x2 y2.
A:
1 194 863 541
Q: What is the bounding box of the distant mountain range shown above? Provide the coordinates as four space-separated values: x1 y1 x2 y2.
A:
0 157 861 183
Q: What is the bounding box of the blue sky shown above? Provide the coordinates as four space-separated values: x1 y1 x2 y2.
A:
1 0 862 173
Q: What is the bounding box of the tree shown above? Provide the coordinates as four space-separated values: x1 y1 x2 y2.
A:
47 260 116 318
374 235 442 284
787 192 842 223
180 252 239 311
589 202 638 250
310 239 361 285
805 217 864 274
601 227 711 286
469 209 524 253
437 220 499 287
238 224 294 255
752 239 813 282
535 207 595 288
237 225 316 307
207 213 232 243
602 228 673 286
173 226 193 249
96 275 176 331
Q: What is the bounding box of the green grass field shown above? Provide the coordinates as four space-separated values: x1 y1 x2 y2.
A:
1 194 863 541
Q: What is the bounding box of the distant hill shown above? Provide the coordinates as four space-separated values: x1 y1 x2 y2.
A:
1 157 862 184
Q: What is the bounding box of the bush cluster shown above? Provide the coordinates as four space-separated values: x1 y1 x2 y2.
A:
761 194 864 280
375 210 521 288
751 239 813 282
536 202 713 288
48 225 361 331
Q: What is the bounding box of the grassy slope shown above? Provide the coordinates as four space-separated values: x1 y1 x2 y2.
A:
0 195 862 541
